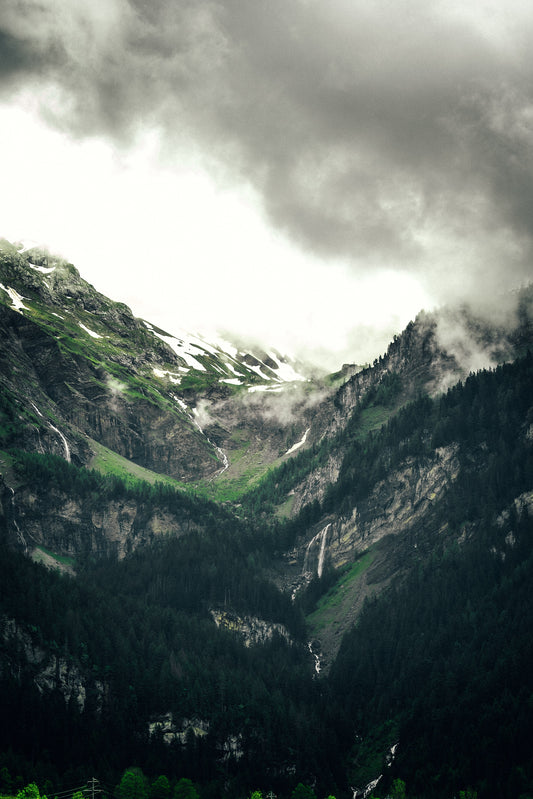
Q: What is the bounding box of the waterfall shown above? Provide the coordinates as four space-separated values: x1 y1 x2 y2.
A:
210 441 229 476
49 424 71 462
8 487 28 553
188 406 229 477
303 530 321 573
307 641 322 675
303 522 331 577
317 523 330 578
352 776 382 799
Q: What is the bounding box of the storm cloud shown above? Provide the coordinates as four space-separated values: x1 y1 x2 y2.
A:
2 0 533 313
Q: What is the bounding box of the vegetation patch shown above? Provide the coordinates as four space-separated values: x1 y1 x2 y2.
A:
31 546 76 574
88 439 183 489
351 404 396 439
306 549 376 632
275 493 296 519
200 457 268 502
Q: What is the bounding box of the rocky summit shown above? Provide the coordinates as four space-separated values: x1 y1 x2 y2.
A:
1 238 533 799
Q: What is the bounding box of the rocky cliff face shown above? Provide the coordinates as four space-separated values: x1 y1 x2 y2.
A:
0 616 106 712
311 302 526 448
0 301 217 479
274 443 464 669
1 477 202 560
210 608 292 647
281 445 459 585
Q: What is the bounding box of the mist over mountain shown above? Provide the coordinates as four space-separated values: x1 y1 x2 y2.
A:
1 239 533 799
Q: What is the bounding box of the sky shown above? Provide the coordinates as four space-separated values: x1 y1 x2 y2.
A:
1 0 533 370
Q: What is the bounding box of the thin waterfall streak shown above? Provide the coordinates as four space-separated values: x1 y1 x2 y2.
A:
189 408 228 478
9 487 27 553
317 523 331 578
303 522 331 577
49 424 71 462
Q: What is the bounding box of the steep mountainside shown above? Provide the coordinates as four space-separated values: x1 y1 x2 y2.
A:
0 239 317 486
1 237 533 799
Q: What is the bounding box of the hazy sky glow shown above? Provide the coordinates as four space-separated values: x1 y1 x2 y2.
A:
1 1 532 368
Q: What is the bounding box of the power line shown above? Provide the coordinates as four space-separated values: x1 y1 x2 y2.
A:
48 784 88 798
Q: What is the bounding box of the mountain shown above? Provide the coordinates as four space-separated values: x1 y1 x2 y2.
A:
1 238 533 799
0 239 318 486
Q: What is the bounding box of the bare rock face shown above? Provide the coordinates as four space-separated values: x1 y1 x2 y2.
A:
293 444 459 580
0 616 106 711
332 445 460 560
290 454 342 516
210 608 292 647
149 713 210 745
5 485 202 559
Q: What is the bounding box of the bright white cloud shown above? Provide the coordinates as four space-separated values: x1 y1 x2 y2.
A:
0 100 430 368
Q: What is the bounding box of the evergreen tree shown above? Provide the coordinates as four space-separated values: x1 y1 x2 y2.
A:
116 770 148 799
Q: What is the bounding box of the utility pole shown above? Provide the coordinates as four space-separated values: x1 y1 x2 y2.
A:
85 777 100 799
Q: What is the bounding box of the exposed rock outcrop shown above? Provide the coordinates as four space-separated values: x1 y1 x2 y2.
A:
3 483 201 559
0 616 106 711
210 609 292 647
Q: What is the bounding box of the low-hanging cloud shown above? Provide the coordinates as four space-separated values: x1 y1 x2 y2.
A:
2 0 533 313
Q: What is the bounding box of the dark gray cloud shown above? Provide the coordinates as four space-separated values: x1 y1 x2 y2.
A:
2 0 533 308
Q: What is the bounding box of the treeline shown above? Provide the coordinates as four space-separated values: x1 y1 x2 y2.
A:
2 772 331 799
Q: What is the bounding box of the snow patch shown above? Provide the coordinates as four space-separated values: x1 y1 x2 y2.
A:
152 331 207 371
285 427 310 456
0 283 28 312
220 377 242 385
29 263 56 275
266 351 308 383
79 322 102 339
173 396 189 413
153 368 182 385
241 358 277 381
